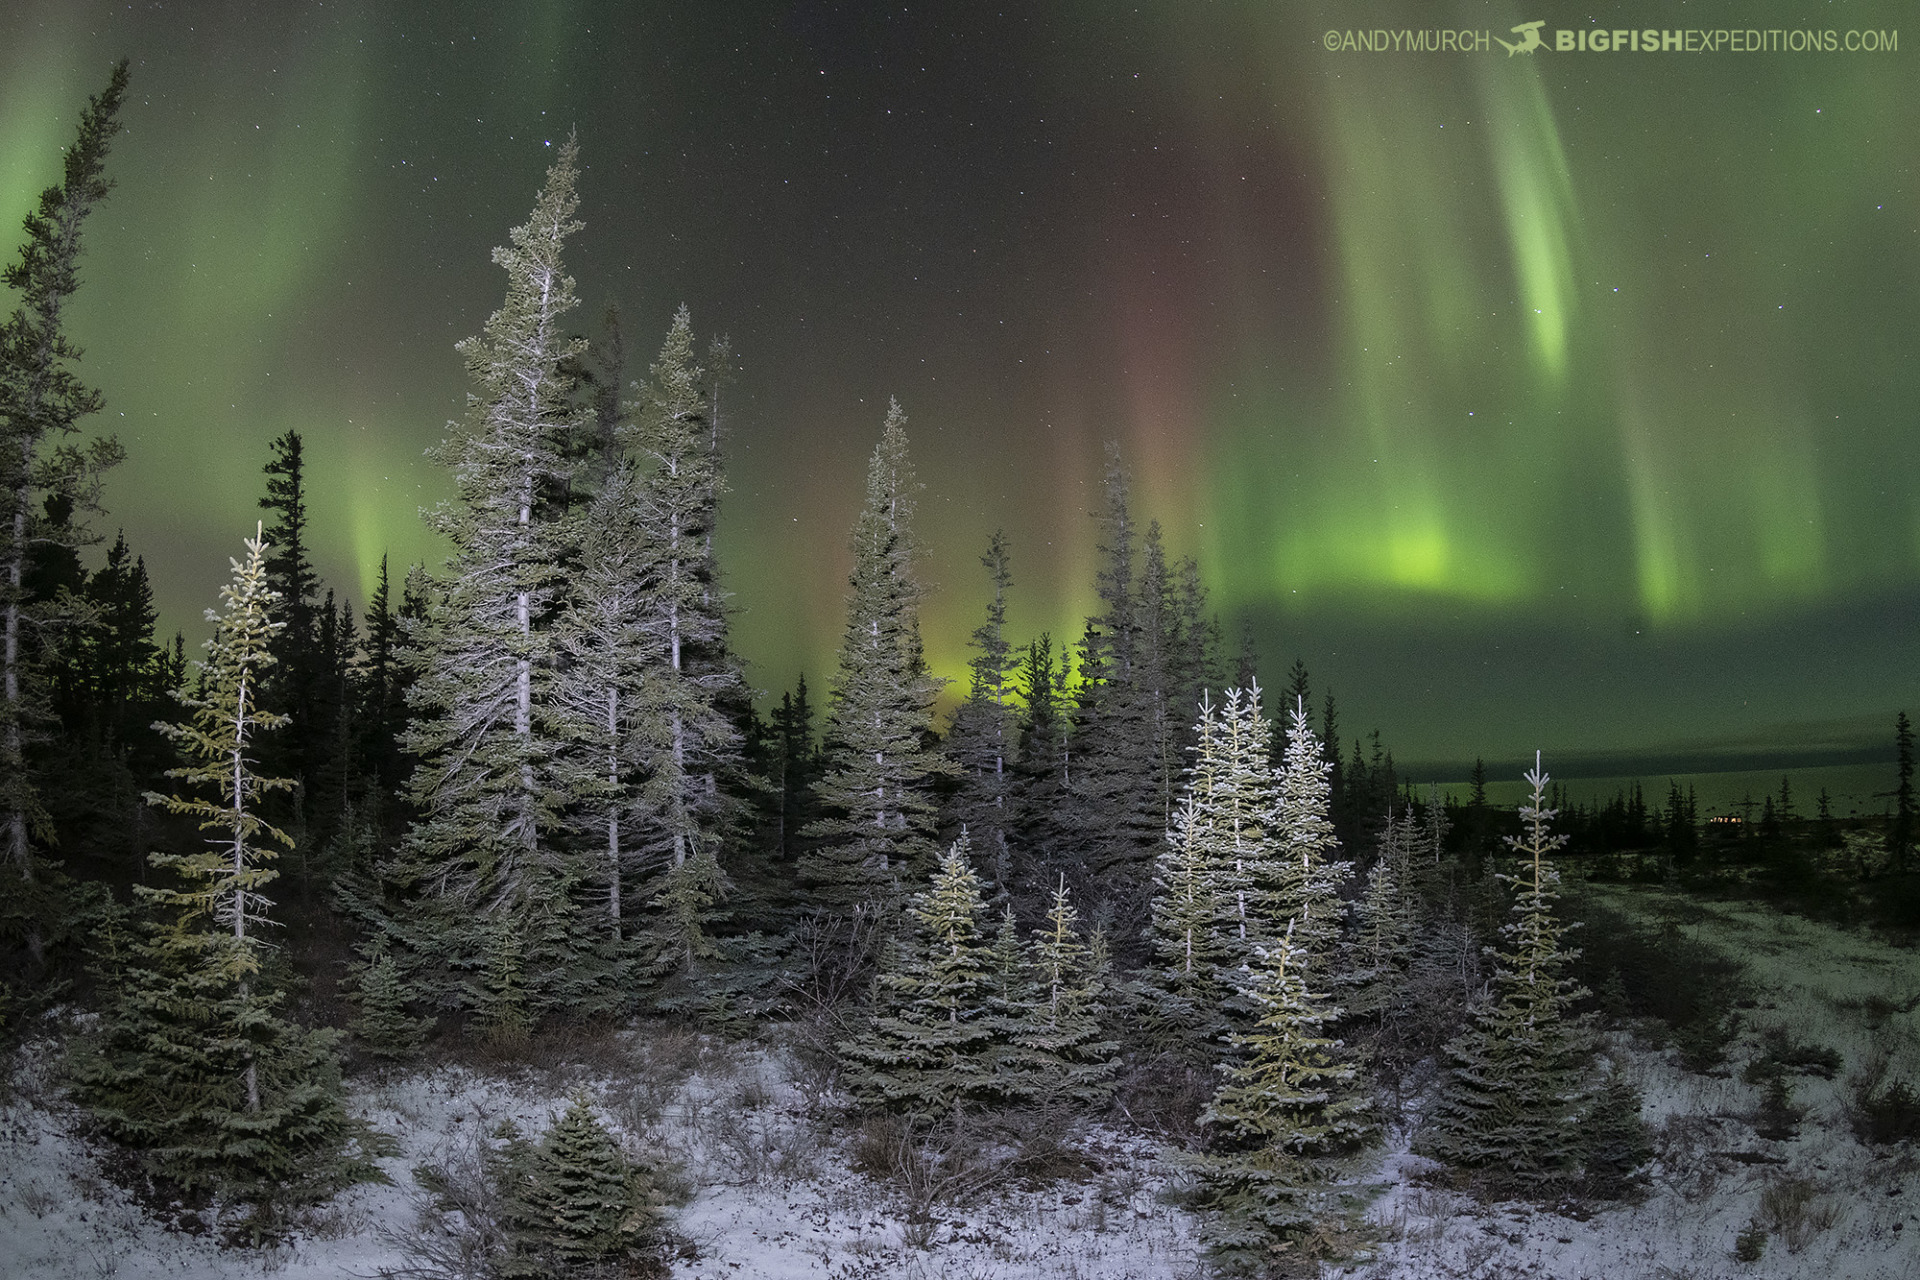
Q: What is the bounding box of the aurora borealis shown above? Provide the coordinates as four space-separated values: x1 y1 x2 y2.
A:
1 1 1913 770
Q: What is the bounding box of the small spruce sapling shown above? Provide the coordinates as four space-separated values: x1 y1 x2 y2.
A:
1420 753 1593 1184
1019 877 1119 1107
501 1091 670 1277
837 832 996 1115
347 939 433 1060
72 526 382 1221
1187 925 1376 1271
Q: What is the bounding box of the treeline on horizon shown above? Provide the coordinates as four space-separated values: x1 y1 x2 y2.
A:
6 64 1920 1265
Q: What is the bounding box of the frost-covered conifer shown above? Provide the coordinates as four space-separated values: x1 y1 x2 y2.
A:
387 138 613 1021
72 527 378 1215
838 833 996 1114
501 1091 670 1277
1421 754 1592 1181
1140 788 1228 1055
800 403 953 908
1018 878 1119 1106
1208 683 1282 967
1269 699 1351 980
627 309 742 979
1188 927 1376 1271
1347 805 1418 1017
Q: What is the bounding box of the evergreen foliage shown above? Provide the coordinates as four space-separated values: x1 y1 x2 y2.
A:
1061 447 1167 941
384 138 617 1023
1010 632 1071 903
946 531 1019 898
1269 699 1351 982
1580 1058 1653 1198
1141 787 1228 1055
1188 928 1377 1272
1017 878 1119 1106
1207 684 1282 978
838 832 996 1115
626 309 742 982
499 1092 670 1277
1421 754 1593 1183
554 456 652 944
1347 805 1418 1018
347 941 432 1061
70 527 379 1221
0 60 129 963
800 402 954 909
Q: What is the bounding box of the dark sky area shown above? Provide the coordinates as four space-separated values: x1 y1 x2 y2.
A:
2 0 1914 773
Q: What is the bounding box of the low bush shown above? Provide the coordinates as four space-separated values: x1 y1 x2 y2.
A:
1846 1050 1920 1145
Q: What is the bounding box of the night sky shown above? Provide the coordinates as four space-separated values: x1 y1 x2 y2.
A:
3 1 1914 772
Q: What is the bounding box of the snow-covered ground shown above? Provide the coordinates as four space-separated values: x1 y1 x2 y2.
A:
2 887 1915 1279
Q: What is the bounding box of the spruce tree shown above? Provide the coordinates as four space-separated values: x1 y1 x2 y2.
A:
1580 1057 1652 1198
347 940 432 1060
627 308 742 980
1347 806 1417 1018
1 61 129 961
553 458 651 943
1188 928 1376 1272
1141 787 1228 1056
1269 699 1351 982
1421 754 1592 1184
1018 878 1119 1107
385 139 612 1021
800 402 953 910
838 832 997 1115
71 526 378 1219
1208 684 1282 971
1010 632 1071 902
1061 445 1166 942
502 1091 670 1277
256 430 322 820
946 530 1019 897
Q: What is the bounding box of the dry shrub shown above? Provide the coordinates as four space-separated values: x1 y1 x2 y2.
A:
1753 1175 1844 1254
850 1112 996 1245
996 1105 1099 1185
1112 1052 1212 1144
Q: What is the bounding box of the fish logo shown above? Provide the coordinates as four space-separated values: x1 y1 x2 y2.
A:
1495 20 1549 55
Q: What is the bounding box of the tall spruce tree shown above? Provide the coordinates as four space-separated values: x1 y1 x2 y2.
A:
1188 928 1376 1271
256 431 321 803
1421 754 1592 1182
1 61 129 959
946 530 1019 897
627 308 742 979
385 139 612 1021
553 458 652 944
799 402 953 910
1063 445 1166 943
1010 633 1071 902
72 526 377 1217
